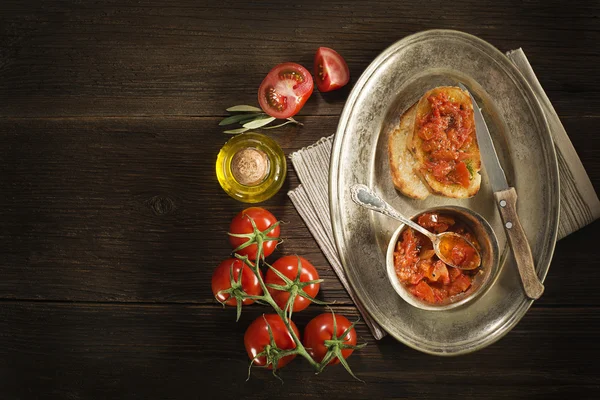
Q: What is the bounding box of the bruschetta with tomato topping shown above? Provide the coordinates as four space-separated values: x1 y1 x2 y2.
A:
388 86 481 199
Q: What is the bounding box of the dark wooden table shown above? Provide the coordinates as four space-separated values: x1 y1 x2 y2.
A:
1 1 599 399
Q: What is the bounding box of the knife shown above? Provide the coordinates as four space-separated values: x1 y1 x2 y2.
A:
458 83 544 300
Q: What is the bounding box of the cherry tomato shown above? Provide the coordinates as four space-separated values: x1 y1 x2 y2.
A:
266 255 320 312
244 314 300 369
211 258 263 306
229 207 280 260
303 313 357 365
258 62 313 119
313 47 350 92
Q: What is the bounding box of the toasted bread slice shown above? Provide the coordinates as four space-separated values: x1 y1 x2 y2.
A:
387 104 430 200
408 86 481 198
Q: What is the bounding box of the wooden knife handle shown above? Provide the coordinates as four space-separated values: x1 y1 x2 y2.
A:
494 187 545 300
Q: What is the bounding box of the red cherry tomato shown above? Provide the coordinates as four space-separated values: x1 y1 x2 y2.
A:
244 314 300 369
229 207 280 260
211 258 263 306
313 47 350 92
265 255 320 312
258 62 313 119
303 313 357 365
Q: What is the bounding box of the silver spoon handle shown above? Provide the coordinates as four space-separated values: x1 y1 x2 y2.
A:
350 184 436 240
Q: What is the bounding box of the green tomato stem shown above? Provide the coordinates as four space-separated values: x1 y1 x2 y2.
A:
230 215 364 381
238 245 320 370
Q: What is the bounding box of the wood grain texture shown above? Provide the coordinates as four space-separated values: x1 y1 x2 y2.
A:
1 302 599 400
0 116 354 304
0 0 599 118
0 117 598 306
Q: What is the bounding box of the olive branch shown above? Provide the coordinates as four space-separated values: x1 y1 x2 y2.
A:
219 105 303 134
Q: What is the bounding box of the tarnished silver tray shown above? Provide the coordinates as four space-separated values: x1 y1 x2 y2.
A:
330 30 559 355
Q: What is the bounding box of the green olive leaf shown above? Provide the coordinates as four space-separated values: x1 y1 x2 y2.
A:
226 105 263 112
238 114 267 125
243 116 276 129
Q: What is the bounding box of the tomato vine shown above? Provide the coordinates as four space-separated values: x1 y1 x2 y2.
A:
214 212 366 381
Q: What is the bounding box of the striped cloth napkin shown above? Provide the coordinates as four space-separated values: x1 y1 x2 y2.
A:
288 49 600 340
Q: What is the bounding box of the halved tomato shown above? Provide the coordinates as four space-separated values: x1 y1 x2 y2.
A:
258 62 313 119
314 47 350 92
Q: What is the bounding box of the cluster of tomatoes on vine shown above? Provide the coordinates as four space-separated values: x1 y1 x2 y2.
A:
211 207 365 380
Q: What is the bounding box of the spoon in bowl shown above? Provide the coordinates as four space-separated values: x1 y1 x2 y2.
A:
350 184 481 270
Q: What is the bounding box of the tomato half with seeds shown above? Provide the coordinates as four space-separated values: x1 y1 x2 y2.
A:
229 207 280 260
303 313 357 365
314 47 350 92
266 255 320 312
258 62 313 119
244 314 300 369
211 258 263 306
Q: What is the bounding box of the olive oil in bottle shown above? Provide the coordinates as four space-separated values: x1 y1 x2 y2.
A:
216 132 286 203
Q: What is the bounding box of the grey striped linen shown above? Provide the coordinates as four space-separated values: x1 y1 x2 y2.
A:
288 49 600 340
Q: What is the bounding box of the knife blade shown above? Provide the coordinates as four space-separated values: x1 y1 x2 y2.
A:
458 83 544 300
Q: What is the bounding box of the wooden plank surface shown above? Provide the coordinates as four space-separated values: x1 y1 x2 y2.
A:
1 0 599 399
0 116 598 306
0 0 598 118
1 303 599 400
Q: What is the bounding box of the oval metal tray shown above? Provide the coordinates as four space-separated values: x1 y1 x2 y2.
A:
330 30 559 355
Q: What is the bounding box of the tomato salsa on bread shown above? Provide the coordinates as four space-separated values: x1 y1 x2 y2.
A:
389 86 481 199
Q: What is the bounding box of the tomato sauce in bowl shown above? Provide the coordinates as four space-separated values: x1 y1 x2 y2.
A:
393 212 481 304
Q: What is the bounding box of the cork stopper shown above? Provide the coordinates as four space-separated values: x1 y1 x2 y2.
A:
230 147 269 186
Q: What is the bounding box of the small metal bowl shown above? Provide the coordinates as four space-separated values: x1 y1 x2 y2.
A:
386 206 500 311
